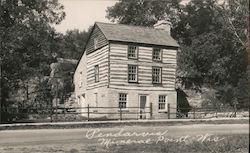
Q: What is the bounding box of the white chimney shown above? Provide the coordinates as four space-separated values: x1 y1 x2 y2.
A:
153 20 171 35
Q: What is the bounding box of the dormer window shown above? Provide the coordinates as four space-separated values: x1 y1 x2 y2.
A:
128 45 138 59
94 38 98 49
152 48 162 61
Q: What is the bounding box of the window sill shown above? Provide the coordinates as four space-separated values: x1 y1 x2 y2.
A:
152 83 163 86
158 110 168 113
128 81 139 84
128 57 138 60
152 60 163 63
118 109 129 112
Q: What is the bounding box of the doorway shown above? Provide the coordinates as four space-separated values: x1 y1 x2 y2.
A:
79 94 86 116
139 95 148 119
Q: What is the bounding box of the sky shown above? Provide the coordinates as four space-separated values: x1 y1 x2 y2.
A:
54 0 117 33
54 0 190 34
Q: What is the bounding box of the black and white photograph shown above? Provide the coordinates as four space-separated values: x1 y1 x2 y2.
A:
0 0 249 152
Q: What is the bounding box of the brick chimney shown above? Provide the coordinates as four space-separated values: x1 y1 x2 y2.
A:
153 20 171 35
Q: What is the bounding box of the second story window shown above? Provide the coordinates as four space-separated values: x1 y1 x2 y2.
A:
94 65 99 82
152 67 162 84
128 45 138 59
94 38 98 49
153 48 162 61
128 65 138 83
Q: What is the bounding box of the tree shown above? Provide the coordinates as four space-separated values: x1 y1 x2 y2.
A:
28 29 90 112
106 0 249 108
173 0 248 107
106 0 182 27
173 0 248 87
0 0 65 120
57 29 90 60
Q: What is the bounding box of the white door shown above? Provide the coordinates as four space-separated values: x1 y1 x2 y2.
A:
139 95 148 119
80 94 86 116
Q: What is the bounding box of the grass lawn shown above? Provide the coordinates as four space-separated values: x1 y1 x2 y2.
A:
0 134 248 153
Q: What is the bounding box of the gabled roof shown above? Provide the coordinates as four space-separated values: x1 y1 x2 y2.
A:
95 22 179 47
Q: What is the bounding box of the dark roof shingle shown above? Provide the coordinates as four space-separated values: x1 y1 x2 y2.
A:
96 22 179 47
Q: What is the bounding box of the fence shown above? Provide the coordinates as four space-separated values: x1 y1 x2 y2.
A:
0 103 247 124
169 104 242 119
0 104 153 123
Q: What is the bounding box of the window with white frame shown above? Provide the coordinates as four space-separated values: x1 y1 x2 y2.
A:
159 95 167 110
94 65 99 82
128 45 138 59
79 71 83 87
128 65 138 82
153 48 162 61
119 93 127 108
94 38 98 49
152 67 162 84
